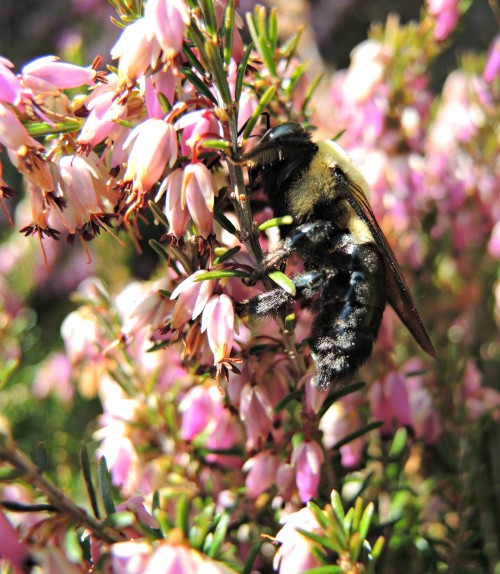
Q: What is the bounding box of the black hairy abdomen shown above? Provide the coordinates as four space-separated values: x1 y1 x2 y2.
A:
308 236 386 390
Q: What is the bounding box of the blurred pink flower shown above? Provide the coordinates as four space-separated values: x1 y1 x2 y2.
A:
239 383 274 449
291 440 324 502
0 509 30 574
32 352 73 402
276 462 296 501
179 385 215 440
170 271 215 329
111 541 153 574
145 0 190 60
368 370 412 434
181 163 217 238
201 294 235 364
303 372 329 415
144 543 235 574
462 360 500 421
274 508 322 574
427 0 460 41
320 393 365 468
484 35 500 83
116 278 172 338
21 55 98 93
243 451 281 498
488 221 500 259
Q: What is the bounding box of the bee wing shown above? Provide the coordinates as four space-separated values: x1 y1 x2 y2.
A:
342 179 436 358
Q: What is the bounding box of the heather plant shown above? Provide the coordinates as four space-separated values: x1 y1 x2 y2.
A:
0 0 499 573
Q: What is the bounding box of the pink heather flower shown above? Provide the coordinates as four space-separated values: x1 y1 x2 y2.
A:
170 270 215 329
368 370 412 434
144 0 190 60
201 294 235 363
77 88 127 149
116 278 172 338
145 68 177 118
175 110 222 156
303 372 329 415
0 57 29 107
484 36 500 83
61 306 103 364
55 155 103 232
21 55 98 93
462 360 500 421
488 221 500 259
273 508 322 574
157 168 190 237
0 509 30 574
239 383 274 449
111 541 153 574
182 162 216 238
123 119 178 195
8 148 54 194
111 18 162 89
0 102 42 152
204 400 243 468
243 451 280 498
32 352 73 402
427 0 460 41
179 385 216 440
319 393 365 468
291 440 324 502
144 543 234 574
342 40 387 103
276 462 296 501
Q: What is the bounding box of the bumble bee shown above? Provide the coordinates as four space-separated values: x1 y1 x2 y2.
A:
238 122 436 390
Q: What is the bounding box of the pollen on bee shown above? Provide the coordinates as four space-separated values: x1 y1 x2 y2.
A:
239 194 246 202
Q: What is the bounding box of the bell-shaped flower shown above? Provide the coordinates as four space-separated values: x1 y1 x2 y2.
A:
179 385 216 440
123 118 178 202
170 270 215 329
21 55 98 93
158 168 190 237
368 370 412 434
145 68 177 118
0 102 42 153
201 294 235 364
77 88 127 150
319 393 365 468
484 35 500 83
291 440 324 502
55 155 102 233
175 109 222 156
273 508 322 574
243 451 280 498
0 57 29 107
239 383 274 449
111 17 162 89
181 162 216 238
427 0 460 41
145 0 190 60
0 509 31 574
111 541 153 574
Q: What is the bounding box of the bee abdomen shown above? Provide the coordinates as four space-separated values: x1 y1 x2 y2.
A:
310 242 386 390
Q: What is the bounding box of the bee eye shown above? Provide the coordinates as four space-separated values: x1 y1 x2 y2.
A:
260 122 307 144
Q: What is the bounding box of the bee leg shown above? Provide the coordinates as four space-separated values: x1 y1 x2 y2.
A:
250 221 337 282
237 268 334 318
236 288 293 318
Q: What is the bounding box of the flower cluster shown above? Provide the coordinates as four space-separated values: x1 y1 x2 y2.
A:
0 0 499 572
